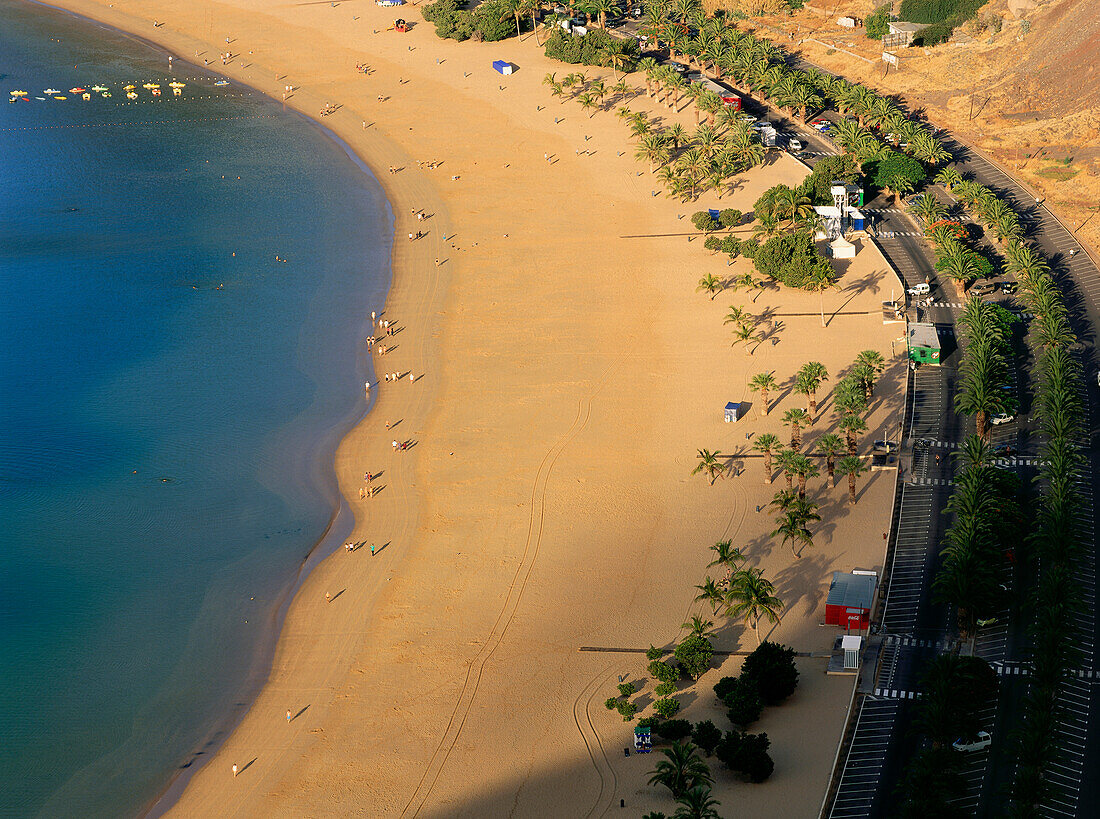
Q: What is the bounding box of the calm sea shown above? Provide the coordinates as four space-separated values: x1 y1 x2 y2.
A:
0 2 392 815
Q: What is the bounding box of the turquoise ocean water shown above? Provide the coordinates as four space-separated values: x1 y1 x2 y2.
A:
0 2 392 815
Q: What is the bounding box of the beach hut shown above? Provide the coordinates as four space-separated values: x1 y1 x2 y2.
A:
633 726 652 753
825 571 877 630
492 60 514 75
724 402 741 423
376 0 405 5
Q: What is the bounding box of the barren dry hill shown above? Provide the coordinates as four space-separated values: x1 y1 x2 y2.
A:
735 0 1100 255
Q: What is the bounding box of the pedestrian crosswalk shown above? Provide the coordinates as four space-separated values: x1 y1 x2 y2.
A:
876 231 922 238
883 634 948 650
863 208 904 214
907 477 954 487
931 301 1033 318
873 687 918 699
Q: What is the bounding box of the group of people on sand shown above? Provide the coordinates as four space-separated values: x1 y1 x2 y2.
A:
415 160 442 170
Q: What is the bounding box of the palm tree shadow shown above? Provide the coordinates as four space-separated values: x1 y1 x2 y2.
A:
772 551 838 619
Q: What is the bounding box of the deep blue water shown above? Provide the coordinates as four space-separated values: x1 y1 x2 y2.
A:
0 2 392 815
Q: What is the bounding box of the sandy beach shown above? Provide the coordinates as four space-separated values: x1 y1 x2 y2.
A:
42 1 907 814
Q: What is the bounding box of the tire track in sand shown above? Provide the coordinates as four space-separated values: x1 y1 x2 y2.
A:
402 384 601 817
572 663 618 818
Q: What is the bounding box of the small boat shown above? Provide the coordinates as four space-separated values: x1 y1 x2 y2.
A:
54 95 67 100
142 82 159 90
35 96 45 101
101 92 112 98
82 93 91 101
214 79 230 86
124 84 135 90
152 88 161 96
69 87 86 94
44 88 60 95
91 85 108 92
9 90 28 96
126 91 137 99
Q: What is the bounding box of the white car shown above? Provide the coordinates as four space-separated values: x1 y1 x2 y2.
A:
787 137 803 151
953 731 992 753
990 413 1015 426
907 283 930 296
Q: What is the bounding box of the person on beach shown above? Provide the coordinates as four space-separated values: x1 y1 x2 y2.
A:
325 592 331 603
359 487 366 499
286 709 292 722
393 440 398 450
232 764 238 777
409 372 415 382
370 543 376 556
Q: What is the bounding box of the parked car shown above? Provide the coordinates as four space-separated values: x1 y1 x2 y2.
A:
810 119 830 131
999 280 1018 294
907 282 931 296
992 443 1017 456
971 281 996 296
787 137 803 151
873 440 898 453
976 616 999 627
953 731 992 753
991 412 1015 426
753 120 772 131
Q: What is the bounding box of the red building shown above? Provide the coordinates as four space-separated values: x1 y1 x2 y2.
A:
825 571 877 631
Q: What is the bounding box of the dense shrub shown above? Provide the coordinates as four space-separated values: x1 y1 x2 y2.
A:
900 0 987 44
649 659 681 683
716 730 774 782
718 208 743 228
704 235 722 252
543 27 637 69
421 0 519 41
655 681 677 698
865 6 890 39
723 678 763 727
693 211 720 232
645 645 665 661
674 635 714 680
653 697 681 719
654 719 694 741
713 676 739 702
798 154 861 205
753 232 834 289
740 642 800 705
692 720 723 756
865 151 927 197
616 699 638 721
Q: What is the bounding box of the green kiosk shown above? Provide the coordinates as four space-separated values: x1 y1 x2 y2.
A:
907 322 941 365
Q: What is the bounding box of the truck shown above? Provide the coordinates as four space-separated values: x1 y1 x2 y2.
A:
759 125 778 147
694 76 742 110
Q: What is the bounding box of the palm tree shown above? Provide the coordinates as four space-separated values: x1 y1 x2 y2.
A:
587 0 621 28
804 264 835 328
697 273 724 300
838 413 868 455
707 539 746 583
771 508 816 556
648 741 713 798
854 350 886 400
954 371 1006 442
939 245 980 299
752 433 780 483
692 448 727 484
748 372 777 415
694 576 725 613
772 187 815 229
815 434 845 485
637 132 671 172
672 785 722 819
774 447 796 491
725 567 783 644
724 305 751 327
788 453 820 498
782 407 810 449
682 614 714 637
934 167 963 192
836 455 866 504
795 362 829 418
667 122 688 150
731 323 761 354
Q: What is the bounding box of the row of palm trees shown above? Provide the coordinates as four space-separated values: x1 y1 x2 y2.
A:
544 71 636 114
1007 238 1087 812
953 296 1017 442
634 0 949 167
919 153 1086 812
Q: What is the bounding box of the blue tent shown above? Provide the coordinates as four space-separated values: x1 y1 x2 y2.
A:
492 60 513 75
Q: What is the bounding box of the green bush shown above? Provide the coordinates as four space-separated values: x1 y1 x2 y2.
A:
637 716 661 730
653 697 681 719
471 0 519 41
422 0 473 40
753 232 834 290
655 681 677 698
913 21 953 45
723 678 763 727
798 155 861 205
604 696 618 710
741 642 800 706
704 235 722 252
720 236 741 256
618 681 637 698
899 0 985 25
739 239 759 259
674 635 714 680
654 718 694 741
649 660 681 683
865 6 890 39
692 720 723 756
645 645 665 662
713 676 739 702
718 208 743 228
616 699 638 721
716 731 773 781
866 151 927 196
543 27 637 70
693 211 720 232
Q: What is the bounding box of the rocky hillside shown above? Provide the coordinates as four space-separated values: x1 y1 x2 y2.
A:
740 0 1100 254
